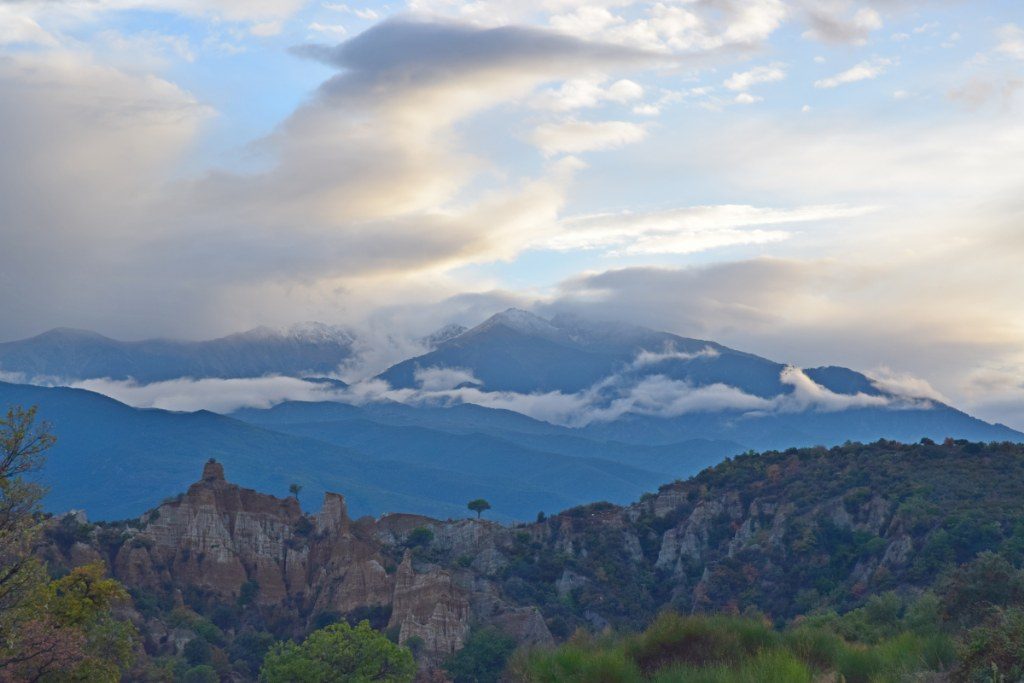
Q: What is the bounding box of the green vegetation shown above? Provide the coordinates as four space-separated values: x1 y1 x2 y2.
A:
444 627 518 683
259 620 415 682
514 610 955 682
0 406 137 681
468 498 492 519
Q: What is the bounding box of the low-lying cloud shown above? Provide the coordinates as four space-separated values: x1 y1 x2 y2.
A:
50 346 930 425
70 376 347 413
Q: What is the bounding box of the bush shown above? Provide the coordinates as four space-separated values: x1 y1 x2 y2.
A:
623 613 778 672
517 644 641 683
444 627 518 683
183 637 212 666
260 620 415 682
956 607 1024 681
406 526 434 549
182 664 218 683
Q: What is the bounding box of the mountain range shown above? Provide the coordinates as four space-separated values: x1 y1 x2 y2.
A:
0 309 1020 521
0 323 357 382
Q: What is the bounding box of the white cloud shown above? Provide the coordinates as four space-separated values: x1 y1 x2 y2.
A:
629 345 720 370
996 24 1024 59
0 7 58 46
801 4 882 45
324 4 381 20
776 366 890 412
531 119 648 155
734 92 762 104
308 22 348 38
869 367 948 403
532 77 644 112
413 366 482 391
543 203 875 255
71 376 347 413
723 63 786 91
814 57 893 88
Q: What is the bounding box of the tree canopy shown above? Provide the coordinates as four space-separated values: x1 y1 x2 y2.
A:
467 499 491 519
260 620 415 683
0 406 136 681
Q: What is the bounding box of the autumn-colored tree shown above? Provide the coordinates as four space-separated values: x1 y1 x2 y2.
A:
0 406 137 681
4 563 137 681
0 407 54 620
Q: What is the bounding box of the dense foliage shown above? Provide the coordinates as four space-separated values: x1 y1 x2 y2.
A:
0 406 136 681
259 620 415 683
514 610 955 682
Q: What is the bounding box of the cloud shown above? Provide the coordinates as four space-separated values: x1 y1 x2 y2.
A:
407 0 788 53
531 119 648 155
723 63 786 91
868 367 949 403
776 366 890 412
801 4 882 45
629 345 720 370
995 24 1024 59
0 18 661 338
308 22 348 39
324 4 381 21
413 366 482 391
531 77 644 111
734 92 762 104
542 204 874 255
815 57 892 88
0 7 58 46
71 376 347 413
0 0 308 37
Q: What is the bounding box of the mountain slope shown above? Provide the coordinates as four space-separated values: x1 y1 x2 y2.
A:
374 310 1023 449
0 324 356 382
377 309 793 396
0 381 687 521
232 399 742 476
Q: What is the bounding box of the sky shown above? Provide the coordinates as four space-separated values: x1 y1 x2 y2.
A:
0 0 1023 428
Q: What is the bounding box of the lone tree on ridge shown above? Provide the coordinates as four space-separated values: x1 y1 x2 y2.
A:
467 498 491 519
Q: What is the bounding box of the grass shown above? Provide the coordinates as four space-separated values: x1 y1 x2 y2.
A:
514 612 955 683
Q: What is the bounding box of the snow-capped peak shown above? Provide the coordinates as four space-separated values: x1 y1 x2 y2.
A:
477 309 562 338
236 322 355 345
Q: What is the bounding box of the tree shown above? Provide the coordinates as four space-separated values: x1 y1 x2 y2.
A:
444 627 517 683
0 407 136 681
0 406 54 619
468 499 491 519
260 620 415 682
289 483 303 500
3 563 137 681
405 527 433 549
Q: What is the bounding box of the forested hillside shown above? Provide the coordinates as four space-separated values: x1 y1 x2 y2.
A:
16 433 1024 680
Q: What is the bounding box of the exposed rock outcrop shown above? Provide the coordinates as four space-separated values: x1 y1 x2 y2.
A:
95 461 549 668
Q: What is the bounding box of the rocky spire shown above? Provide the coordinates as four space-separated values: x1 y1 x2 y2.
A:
201 458 226 483
316 492 350 535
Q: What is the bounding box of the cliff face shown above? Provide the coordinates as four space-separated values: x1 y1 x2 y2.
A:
102 460 551 667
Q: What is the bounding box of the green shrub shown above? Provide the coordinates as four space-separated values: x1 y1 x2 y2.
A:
444 627 518 683
956 607 1024 681
260 620 415 683
182 664 218 683
518 644 641 683
783 627 842 669
623 613 777 672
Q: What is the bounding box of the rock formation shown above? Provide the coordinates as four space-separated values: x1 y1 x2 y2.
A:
97 460 551 668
